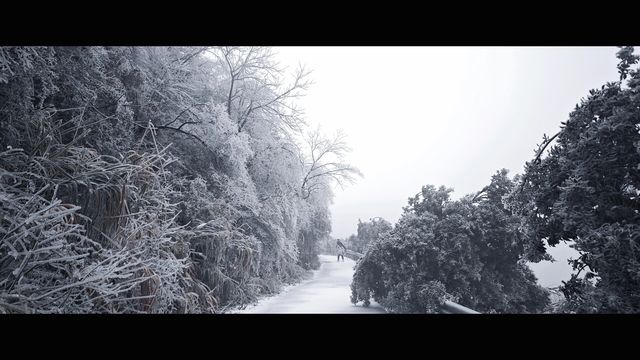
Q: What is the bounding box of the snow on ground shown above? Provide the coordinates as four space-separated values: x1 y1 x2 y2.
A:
235 254 386 313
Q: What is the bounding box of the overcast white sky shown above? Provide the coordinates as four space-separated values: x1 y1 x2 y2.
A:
275 47 621 287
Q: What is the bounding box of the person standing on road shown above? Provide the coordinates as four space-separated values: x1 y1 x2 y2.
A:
336 239 346 261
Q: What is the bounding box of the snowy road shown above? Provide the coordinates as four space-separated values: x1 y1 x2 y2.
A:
237 255 386 313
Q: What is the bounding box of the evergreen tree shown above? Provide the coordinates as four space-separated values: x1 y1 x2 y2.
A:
508 46 640 313
351 171 549 313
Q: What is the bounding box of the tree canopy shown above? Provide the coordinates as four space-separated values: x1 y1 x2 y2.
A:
507 46 640 313
351 170 549 313
0 46 357 313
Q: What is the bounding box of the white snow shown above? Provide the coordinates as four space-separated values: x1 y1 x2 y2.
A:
235 255 386 313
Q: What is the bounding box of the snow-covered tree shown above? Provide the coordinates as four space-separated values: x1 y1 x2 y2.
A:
507 46 640 313
351 171 549 313
0 46 353 313
352 218 392 253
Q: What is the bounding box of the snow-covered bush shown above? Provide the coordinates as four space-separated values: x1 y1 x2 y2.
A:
0 143 213 313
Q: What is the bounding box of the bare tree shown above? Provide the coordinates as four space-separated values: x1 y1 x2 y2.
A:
211 47 312 133
300 127 362 199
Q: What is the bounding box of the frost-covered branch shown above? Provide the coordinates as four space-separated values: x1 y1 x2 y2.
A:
300 127 362 199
